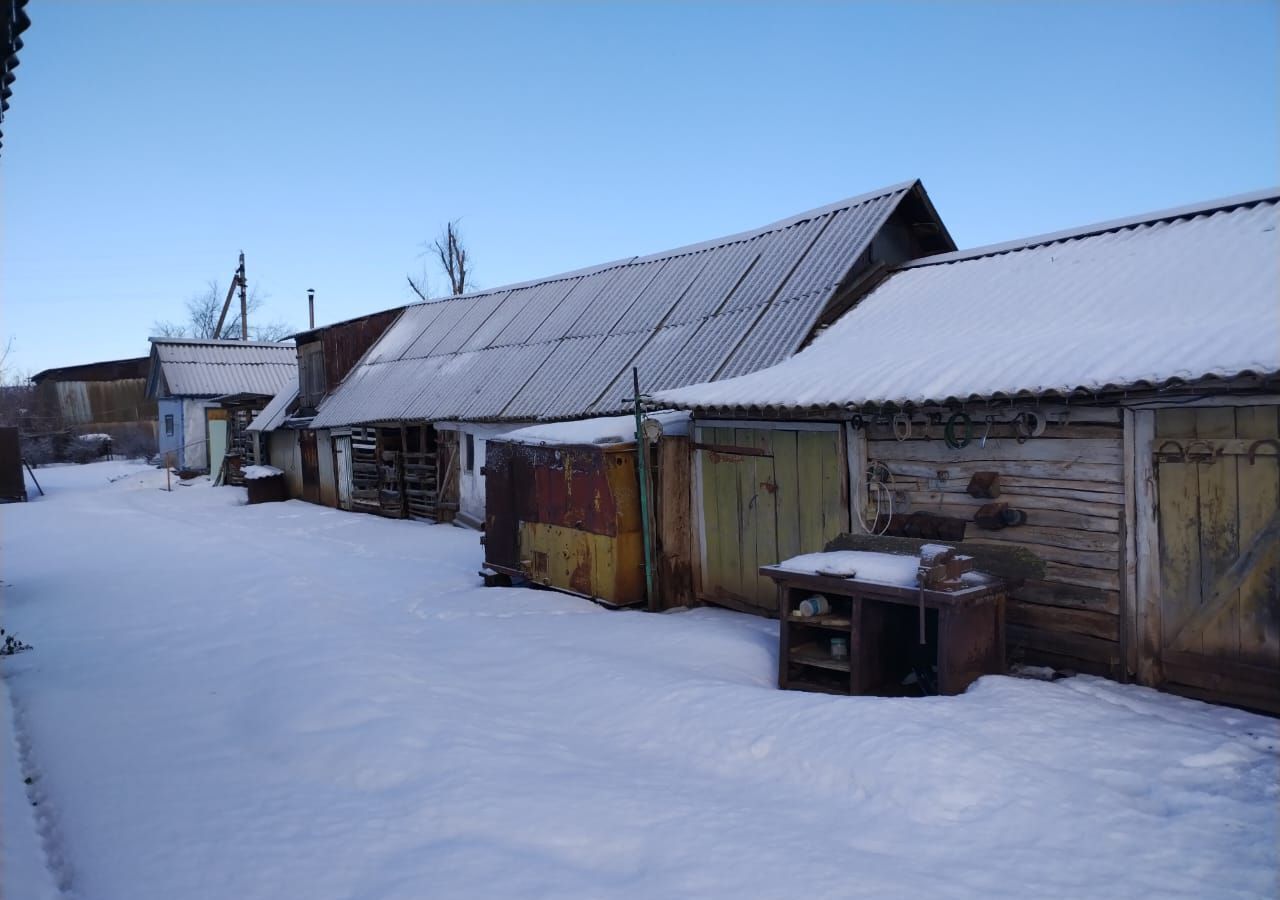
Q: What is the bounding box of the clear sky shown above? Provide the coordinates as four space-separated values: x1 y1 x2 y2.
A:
2 1 1277 376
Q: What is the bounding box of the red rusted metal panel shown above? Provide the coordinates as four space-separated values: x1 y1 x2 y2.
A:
484 439 631 579
0 426 25 502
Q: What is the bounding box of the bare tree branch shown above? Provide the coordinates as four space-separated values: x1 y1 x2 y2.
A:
434 220 470 295
406 220 472 300
406 273 429 302
152 281 293 341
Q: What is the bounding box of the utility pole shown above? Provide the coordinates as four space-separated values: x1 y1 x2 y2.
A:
214 252 250 340
238 252 248 340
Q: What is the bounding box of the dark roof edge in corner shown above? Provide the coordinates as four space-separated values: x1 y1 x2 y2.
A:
905 179 959 254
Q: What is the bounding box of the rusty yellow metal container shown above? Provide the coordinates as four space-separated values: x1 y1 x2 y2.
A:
484 438 644 606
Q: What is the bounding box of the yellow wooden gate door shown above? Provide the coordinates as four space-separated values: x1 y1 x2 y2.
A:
1153 406 1280 711
696 424 847 615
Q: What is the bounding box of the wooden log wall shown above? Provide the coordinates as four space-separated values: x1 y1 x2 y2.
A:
864 408 1124 677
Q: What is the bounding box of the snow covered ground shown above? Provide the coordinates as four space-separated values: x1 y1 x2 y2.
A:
1 461 1277 900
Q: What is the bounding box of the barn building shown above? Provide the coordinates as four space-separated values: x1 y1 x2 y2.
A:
657 188 1280 712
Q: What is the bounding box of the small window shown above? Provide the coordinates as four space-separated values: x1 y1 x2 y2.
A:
465 433 475 473
165 414 175 437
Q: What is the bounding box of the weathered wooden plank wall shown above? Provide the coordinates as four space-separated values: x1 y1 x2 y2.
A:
655 436 695 609
1150 404 1279 711
865 412 1125 676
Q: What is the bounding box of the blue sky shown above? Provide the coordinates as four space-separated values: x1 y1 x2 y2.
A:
2 2 1276 375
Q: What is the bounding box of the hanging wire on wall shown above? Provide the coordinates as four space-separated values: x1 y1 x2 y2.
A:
855 459 896 535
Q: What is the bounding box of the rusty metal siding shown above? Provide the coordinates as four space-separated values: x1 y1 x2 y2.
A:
0 426 25 501
482 440 523 568
484 439 645 605
311 182 950 429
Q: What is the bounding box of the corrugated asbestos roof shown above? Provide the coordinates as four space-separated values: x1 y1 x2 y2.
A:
1 0 30 154
311 181 938 428
246 386 299 433
148 338 298 398
656 189 1280 412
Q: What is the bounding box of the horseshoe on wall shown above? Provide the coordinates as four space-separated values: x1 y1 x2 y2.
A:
1247 438 1280 465
1155 440 1185 462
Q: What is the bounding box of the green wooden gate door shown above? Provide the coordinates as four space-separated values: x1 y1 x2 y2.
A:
696 424 847 615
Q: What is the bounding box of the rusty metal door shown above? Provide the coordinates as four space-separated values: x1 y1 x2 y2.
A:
1153 406 1279 710
300 429 320 504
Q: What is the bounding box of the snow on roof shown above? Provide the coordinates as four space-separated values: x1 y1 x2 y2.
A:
495 411 690 447
656 190 1280 412
246 386 300 433
147 338 298 399
310 181 953 428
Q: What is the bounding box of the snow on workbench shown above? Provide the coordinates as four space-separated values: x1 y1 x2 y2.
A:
775 550 922 586
241 464 283 480
1 461 1276 900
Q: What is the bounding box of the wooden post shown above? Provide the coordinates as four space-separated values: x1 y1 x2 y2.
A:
21 459 43 497
1131 409 1161 686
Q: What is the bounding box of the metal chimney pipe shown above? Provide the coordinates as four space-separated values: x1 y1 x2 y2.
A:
307 289 315 329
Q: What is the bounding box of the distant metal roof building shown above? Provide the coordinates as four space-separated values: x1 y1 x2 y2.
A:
312 180 953 428
32 356 150 384
146 338 298 399
1 0 29 155
656 188 1280 414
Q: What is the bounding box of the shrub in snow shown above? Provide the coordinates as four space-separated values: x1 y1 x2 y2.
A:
0 628 32 656
109 423 159 460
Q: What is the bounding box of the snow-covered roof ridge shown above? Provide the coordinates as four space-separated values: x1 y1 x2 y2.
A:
656 192 1280 412
903 186 1280 270
148 336 296 348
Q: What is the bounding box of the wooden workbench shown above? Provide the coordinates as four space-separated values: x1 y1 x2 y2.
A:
761 565 1007 697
